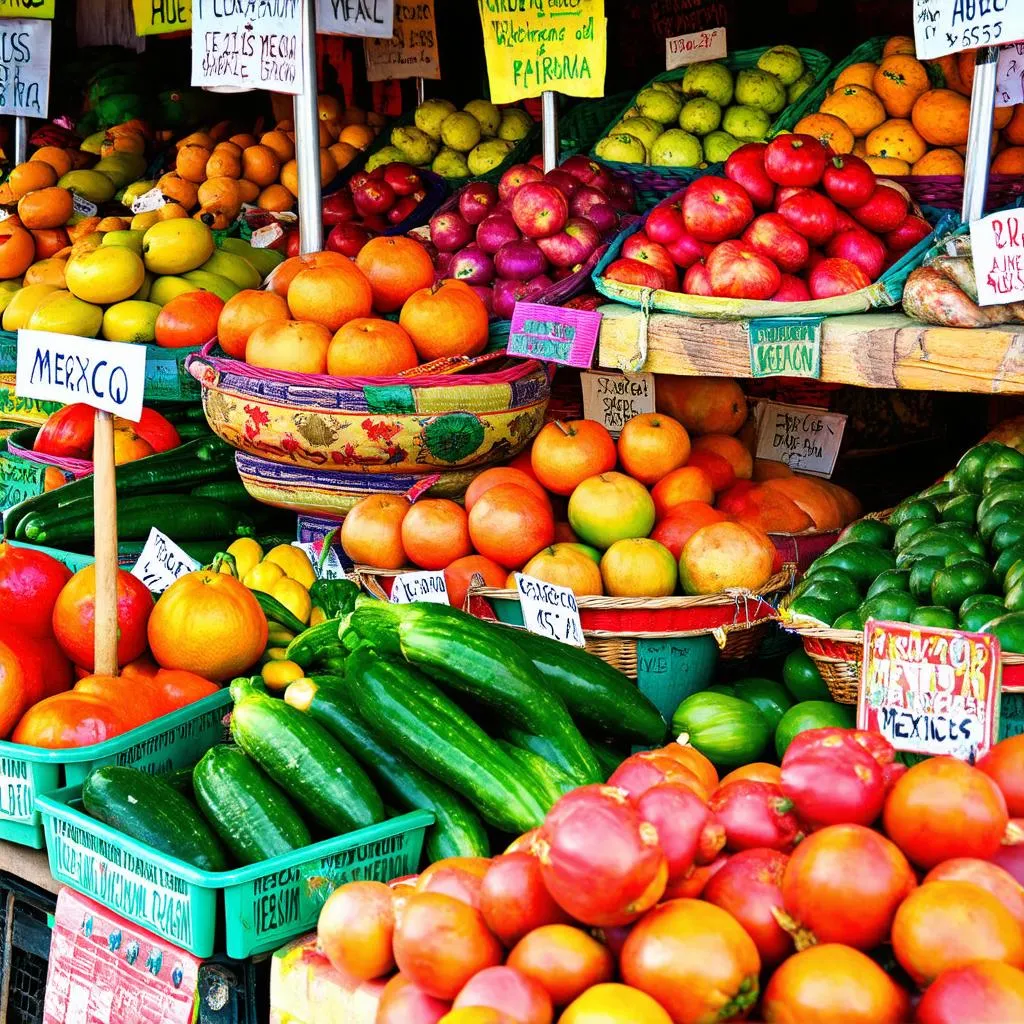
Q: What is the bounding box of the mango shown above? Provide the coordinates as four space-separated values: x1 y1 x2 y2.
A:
131 210 160 232
199 250 260 289
26 290 103 337
93 154 148 188
181 269 240 301
58 170 116 204
142 219 215 275
2 284 59 331
66 247 146 305
131 272 154 302
102 300 161 342
218 236 283 277
148 276 197 305
80 131 107 155
102 230 145 255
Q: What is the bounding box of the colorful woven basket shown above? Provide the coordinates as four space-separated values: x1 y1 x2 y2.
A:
7 427 92 479
186 347 551 474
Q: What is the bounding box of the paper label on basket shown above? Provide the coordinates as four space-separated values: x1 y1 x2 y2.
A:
71 191 97 217
250 222 285 249
0 754 36 822
364 0 440 82
857 618 1001 761
16 330 147 420
130 528 200 593
748 317 823 379
580 370 655 437
970 209 1024 305
665 26 726 69
131 187 166 213
997 43 1024 106
913 0 1024 60
0 452 64 511
317 0 393 37
508 302 601 368
515 573 585 648
753 400 846 478
293 541 347 580
390 570 450 605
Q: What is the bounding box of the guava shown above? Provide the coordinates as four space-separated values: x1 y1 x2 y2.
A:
432 147 471 178
681 62 734 106
679 97 722 136
757 45 805 86
464 99 502 137
440 111 482 153
636 86 683 125
414 98 456 140
365 145 406 172
615 116 663 152
467 139 514 176
721 105 771 142
735 69 787 115
594 133 648 163
498 108 533 142
391 125 439 165
788 70 816 104
703 130 744 163
650 129 703 167
651 80 683 96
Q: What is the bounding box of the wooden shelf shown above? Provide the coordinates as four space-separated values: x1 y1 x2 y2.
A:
596 306 1024 394
0 840 57 895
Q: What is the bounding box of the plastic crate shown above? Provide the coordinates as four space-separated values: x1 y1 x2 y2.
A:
37 786 432 959
0 873 55 1024
0 689 231 848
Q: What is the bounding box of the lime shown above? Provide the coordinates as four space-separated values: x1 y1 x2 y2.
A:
895 518 934 551
931 561 997 610
910 606 957 629
858 590 918 624
781 649 830 702
994 521 1024 554
960 596 1006 633
775 701 854 758
980 500 1024 542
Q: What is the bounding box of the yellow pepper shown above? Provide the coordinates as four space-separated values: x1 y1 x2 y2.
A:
270 577 312 626
262 660 305 691
243 561 286 594
309 606 328 627
267 624 296 647
263 544 316 589
263 646 291 662
225 538 264 580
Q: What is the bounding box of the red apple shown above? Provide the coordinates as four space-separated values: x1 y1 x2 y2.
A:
764 134 829 188
808 257 871 298
494 239 547 280
493 274 553 318
606 176 636 212
825 228 886 280
772 186 805 211
382 162 421 196
435 251 454 277
322 190 356 226
742 213 809 273
571 185 613 218
622 233 678 286
822 155 877 209
707 240 782 299
361 214 390 233
646 200 687 245
536 217 602 268
666 232 711 269
561 155 613 192
430 210 474 251
833 208 859 233
449 245 495 285
498 163 544 202
528 154 546 170
885 214 932 253
326 222 372 257
477 212 522 254
807 249 827 272
511 182 569 239
725 143 775 210
684 261 713 295
387 195 420 225
851 184 908 233
352 180 395 216
348 171 373 192
604 257 670 289
459 182 500 225
772 274 811 301
579 202 618 234
470 284 494 314
285 228 300 257
683 176 755 243
544 168 580 199
778 190 838 246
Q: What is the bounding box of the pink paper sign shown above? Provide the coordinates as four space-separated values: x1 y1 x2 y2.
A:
507 302 602 368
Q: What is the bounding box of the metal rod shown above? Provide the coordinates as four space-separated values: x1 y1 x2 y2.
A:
294 0 323 254
14 118 27 165
415 77 426 105
542 91 558 172
962 46 999 224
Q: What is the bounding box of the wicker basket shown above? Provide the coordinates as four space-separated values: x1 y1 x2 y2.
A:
560 94 634 158
7 427 92 479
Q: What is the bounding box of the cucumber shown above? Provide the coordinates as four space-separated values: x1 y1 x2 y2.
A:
160 766 194 796
590 740 627 781
287 619 345 670
231 690 384 832
83 766 229 871
349 602 601 784
285 676 489 859
345 647 547 834
191 480 253 507
250 590 309 635
193 745 312 865
496 739 577 806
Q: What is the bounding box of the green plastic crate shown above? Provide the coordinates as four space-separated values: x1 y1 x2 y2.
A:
559 94 633 158
0 689 231 848
37 787 431 958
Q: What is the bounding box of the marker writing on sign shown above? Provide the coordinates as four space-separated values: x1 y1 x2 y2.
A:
0 20 49 117
30 351 132 407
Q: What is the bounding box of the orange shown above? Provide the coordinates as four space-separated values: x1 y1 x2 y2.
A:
0 222 37 279
820 85 887 138
531 420 618 496
237 179 260 203
617 413 691 486
468 484 555 570
287 263 374 331
30 227 69 259
242 145 281 187
793 113 855 154
9 161 57 198
912 148 965 175
873 55 930 117
464 467 551 513
217 289 290 359
197 176 242 211
865 156 911 175
1004 106 1024 146
177 131 216 150
651 466 714 518
400 499 473 570
156 172 199 209
691 434 753 480
0 639 28 738
155 290 225 349
30 146 73 177
993 147 1024 175
229 133 258 149
257 183 295 212
341 494 410 568
205 148 242 179
318 95 343 121
883 35 916 56
911 89 971 146
328 141 359 171
280 159 300 197
112 427 154 465
319 148 338 186
176 144 211 184
834 62 879 91
866 119 928 164
246 320 331 374
266 249 351 297
444 555 508 609
356 236 436 313
260 130 295 162
327 318 418 377
340 124 375 150
399 282 489 362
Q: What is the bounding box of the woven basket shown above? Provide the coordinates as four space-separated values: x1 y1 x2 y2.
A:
186 346 550 474
7 427 92 479
560 94 634 158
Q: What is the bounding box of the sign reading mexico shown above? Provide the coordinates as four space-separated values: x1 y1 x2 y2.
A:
16 331 147 422
192 0 304 95
477 0 607 105
0 18 50 117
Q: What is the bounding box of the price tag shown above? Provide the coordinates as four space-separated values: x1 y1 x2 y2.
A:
317 0 393 37
0 453 63 511
71 192 98 217
748 317 823 379
0 0 54 18
364 0 440 82
131 188 166 214
250 222 284 249
997 43 1024 107
132 0 190 34
515 573 585 648
753 400 847 478
970 209 1024 306
292 540 348 581
390 570 450 605
913 0 1024 60
130 528 200 593
665 26 727 69
508 302 601 368
858 619 1001 762
580 370 655 437
0 19 50 117
0 209 9 222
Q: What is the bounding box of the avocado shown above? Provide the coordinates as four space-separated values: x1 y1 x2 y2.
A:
931 561 997 611
857 590 918 624
960 597 1007 633
866 569 911 599
908 556 945 600
837 519 895 548
910 606 958 629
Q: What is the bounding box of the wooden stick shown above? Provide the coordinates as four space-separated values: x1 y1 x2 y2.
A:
92 410 118 677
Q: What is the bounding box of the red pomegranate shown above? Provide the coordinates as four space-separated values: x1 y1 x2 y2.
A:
709 780 800 851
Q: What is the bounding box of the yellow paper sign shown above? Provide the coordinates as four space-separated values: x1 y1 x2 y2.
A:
0 0 53 19
477 0 606 105
132 0 190 36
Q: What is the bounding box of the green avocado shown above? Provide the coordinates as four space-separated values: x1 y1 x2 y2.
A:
837 519 895 548
939 492 981 525
931 561 997 611
909 556 945 600
866 569 911 598
781 649 831 702
953 442 1005 493
960 596 1007 632
982 611 1024 654
857 590 918 624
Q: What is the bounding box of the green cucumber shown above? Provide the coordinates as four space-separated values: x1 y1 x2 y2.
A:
190 480 253 507
590 740 627 781
345 648 546 834
160 766 194 796
286 676 489 859
496 739 577 806
83 766 228 871
230 690 384 832
250 590 308 635
287 619 345 670
671 692 770 767
193 745 311 865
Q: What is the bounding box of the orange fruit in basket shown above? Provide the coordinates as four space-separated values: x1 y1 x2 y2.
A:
912 89 971 146
793 113 855 154
992 148 1024 175
873 55 931 118
464 467 550 513
833 62 879 91
148 668 219 711
679 521 775 595
287 262 374 331
651 467 714 518
327 317 418 377
911 148 965 175
444 555 507 609
531 420 617 497
650 503 727 560
883 35 916 56
0 639 29 737
257 183 295 212
866 118 928 164
17 187 73 230
157 172 199 209
523 545 604 595
341 494 410 569
74 674 158 728
9 161 57 198
820 85 887 138
265 250 349 296
242 144 281 187
279 159 300 197
30 146 73 177
155 290 225 349
176 144 212 184
319 148 338 186
218 289 290 359
469 483 555 570
618 413 691 486
691 434 753 481
340 123 375 150
11 691 129 747
401 499 473 571
655 376 747 436
260 130 295 162
0 221 37 279
246 319 331 374
356 236 435 314
399 281 489 362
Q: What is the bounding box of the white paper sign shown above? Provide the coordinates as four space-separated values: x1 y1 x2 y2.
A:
666 26 727 70
71 193 97 217
514 573 585 648
997 42 1024 107
16 330 147 421
580 370 656 438
970 209 1024 306
292 540 348 580
390 570 450 604
131 187 166 214
131 528 200 593
317 0 393 38
0 19 50 117
754 400 847 478
913 0 1024 60
250 222 284 248
191 0 304 95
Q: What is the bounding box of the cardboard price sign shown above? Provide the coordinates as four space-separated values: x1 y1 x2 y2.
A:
515 573 585 648
0 18 50 117
666 26 726 69
913 0 1024 60
970 209 1024 306
390 570 450 605
858 618 1001 762
748 317 823 379
133 0 190 35
754 400 846 477
580 370 655 437
477 0 607 104
365 0 439 81
508 302 601 368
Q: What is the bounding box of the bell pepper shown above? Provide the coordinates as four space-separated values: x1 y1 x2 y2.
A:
271 577 312 626
225 538 263 579
263 544 316 589
243 561 285 593
309 578 360 619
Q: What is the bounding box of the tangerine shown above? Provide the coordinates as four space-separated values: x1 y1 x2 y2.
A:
327 318 418 377
401 499 473 571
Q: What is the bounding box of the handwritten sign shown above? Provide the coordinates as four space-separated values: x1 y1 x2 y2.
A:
365 0 439 81
0 0 53 20
970 209 1024 306
748 317 823 379
0 18 50 117
666 26 726 70
130 187 166 214
754 400 846 478
132 0 190 35
477 0 607 105
998 42 1024 108
191 0 303 95
913 0 1024 61
581 370 655 437
515 573 585 648
16 330 147 421
858 619 1001 762
390 570 450 605
317 0 392 37
130 528 200 593
0 453 65 511
508 302 601 368
71 193 97 217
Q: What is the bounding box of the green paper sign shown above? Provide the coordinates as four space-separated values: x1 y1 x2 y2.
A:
748 317 823 379
0 453 59 511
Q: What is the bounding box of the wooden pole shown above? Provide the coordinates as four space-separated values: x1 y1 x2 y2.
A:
92 410 118 677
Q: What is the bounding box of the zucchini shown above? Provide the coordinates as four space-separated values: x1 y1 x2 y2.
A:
345 648 546 834
287 619 345 669
191 480 253 507
160 766 195 796
83 766 228 871
349 603 601 785
309 579 360 619
231 689 384 832
495 740 576 807
286 676 489 859
251 590 309 635
193 745 312 865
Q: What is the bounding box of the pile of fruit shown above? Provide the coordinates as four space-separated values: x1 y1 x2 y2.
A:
595 46 816 168
603 134 932 302
797 36 1024 177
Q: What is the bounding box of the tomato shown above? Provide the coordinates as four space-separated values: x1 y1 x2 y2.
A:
507 925 615 1008
649 740 719 792
718 762 782 787
479 853 571 946
635 783 724 881
376 974 450 1024
924 858 1024 931
978 734 1024 816
709 780 800 852
915 961 1024 1024
316 881 394 981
